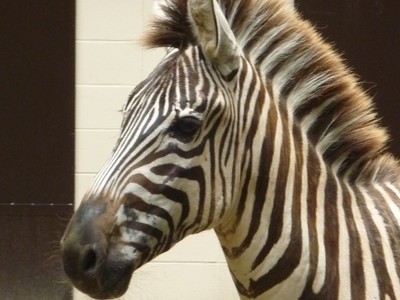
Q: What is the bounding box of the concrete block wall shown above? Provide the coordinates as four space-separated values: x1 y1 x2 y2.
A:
75 1 238 299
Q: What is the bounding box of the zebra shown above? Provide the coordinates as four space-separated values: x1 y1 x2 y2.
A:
61 0 400 299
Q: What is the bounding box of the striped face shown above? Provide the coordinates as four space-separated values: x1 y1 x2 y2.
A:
61 46 244 298
97 47 230 252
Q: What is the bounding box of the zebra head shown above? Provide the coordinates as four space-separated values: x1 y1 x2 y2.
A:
62 1 247 298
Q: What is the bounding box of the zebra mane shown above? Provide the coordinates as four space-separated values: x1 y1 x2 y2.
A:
142 0 400 183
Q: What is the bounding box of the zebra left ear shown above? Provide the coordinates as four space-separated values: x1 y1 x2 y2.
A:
188 0 241 79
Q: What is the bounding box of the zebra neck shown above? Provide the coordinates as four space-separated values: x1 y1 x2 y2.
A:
213 90 308 297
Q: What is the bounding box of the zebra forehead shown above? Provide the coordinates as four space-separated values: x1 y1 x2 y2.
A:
140 49 201 85
122 49 215 122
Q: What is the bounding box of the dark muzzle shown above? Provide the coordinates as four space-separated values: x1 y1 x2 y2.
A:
61 201 133 299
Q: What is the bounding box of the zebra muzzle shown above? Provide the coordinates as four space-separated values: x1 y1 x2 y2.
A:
61 200 134 299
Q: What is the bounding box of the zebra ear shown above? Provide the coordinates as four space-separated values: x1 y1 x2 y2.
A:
188 0 241 78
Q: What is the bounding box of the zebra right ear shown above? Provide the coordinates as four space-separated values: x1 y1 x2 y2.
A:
188 0 241 79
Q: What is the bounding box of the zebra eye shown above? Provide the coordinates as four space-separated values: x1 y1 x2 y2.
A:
170 116 202 140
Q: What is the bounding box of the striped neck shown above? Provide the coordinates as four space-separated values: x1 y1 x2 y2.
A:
215 61 312 297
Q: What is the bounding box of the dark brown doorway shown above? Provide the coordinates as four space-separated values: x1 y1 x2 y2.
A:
0 1 75 299
295 0 400 157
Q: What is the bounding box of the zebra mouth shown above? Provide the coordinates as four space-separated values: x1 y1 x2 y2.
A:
63 242 137 299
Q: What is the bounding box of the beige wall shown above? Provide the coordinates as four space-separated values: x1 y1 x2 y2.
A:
75 0 294 299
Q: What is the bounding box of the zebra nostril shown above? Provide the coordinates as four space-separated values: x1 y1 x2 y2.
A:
82 246 100 274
